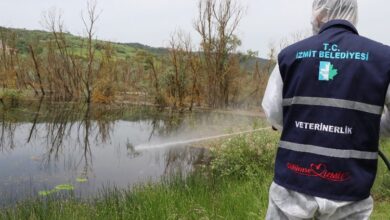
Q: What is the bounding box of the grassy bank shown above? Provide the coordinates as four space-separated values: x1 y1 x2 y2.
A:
1 130 389 220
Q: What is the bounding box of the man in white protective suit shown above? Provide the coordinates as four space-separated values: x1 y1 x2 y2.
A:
262 0 390 219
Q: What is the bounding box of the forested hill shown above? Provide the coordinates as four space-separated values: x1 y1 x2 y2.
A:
0 26 269 71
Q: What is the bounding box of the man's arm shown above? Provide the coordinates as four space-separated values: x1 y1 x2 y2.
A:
262 63 283 131
380 85 390 137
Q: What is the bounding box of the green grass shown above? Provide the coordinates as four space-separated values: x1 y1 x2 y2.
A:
371 139 390 219
0 130 389 220
0 177 272 220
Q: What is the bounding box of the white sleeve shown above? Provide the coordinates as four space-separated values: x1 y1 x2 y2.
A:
380 84 390 137
262 63 283 131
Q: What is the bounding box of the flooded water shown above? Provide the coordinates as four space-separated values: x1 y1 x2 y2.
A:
0 100 264 204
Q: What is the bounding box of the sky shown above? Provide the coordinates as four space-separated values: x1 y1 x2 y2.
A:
0 0 389 58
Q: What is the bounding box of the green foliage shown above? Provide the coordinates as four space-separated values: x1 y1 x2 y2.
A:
38 184 74 197
54 184 74 191
38 190 57 196
0 89 24 107
0 89 21 100
0 26 165 60
209 130 278 180
371 144 390 220
76 178 88 183
372 139 390 200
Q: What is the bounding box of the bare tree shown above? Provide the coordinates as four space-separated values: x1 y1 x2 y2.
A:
144 53 166 107
42 9 79 100
194 0 243 108
81 0 100 103
0 30 21 89
168 30 194 109
187 47 202 111
28 44 45 96
40 2 100 102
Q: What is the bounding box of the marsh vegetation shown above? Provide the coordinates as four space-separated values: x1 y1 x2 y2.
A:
0 0 273 110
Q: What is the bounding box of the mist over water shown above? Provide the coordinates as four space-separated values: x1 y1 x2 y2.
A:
0 100 264 204
135 127 271 150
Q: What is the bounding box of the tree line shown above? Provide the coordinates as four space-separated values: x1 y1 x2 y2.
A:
0 0 275 110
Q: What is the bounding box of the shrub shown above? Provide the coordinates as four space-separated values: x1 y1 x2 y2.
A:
92 79 115 104
0 89 22 107
209 130 279 180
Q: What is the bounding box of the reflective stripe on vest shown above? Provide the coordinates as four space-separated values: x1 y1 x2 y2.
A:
279 141 378 160
283 96 383 115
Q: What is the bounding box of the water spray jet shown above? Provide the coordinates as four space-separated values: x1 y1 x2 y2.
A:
135 127 272 150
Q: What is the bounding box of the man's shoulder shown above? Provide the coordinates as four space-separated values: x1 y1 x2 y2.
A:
356 35 390 52
346 34 390 63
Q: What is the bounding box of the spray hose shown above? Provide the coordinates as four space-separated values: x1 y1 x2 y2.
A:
379 150 390 171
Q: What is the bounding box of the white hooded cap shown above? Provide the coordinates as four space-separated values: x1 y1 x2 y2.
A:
312 0 358 34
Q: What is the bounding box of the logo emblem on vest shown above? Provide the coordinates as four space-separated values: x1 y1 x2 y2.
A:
287 162 350 182
319 61 338 81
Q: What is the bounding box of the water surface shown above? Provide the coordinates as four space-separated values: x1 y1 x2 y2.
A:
0 100 263 204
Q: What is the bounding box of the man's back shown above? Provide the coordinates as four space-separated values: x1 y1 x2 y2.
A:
274 19 390 201
264 1 390 219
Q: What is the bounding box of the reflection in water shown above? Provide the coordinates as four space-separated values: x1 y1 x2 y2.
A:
0 100 260 204
164 147 209 176
126 140 141 159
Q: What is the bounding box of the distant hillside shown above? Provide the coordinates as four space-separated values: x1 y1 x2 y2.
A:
0 26 152 59
0 26 271 72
